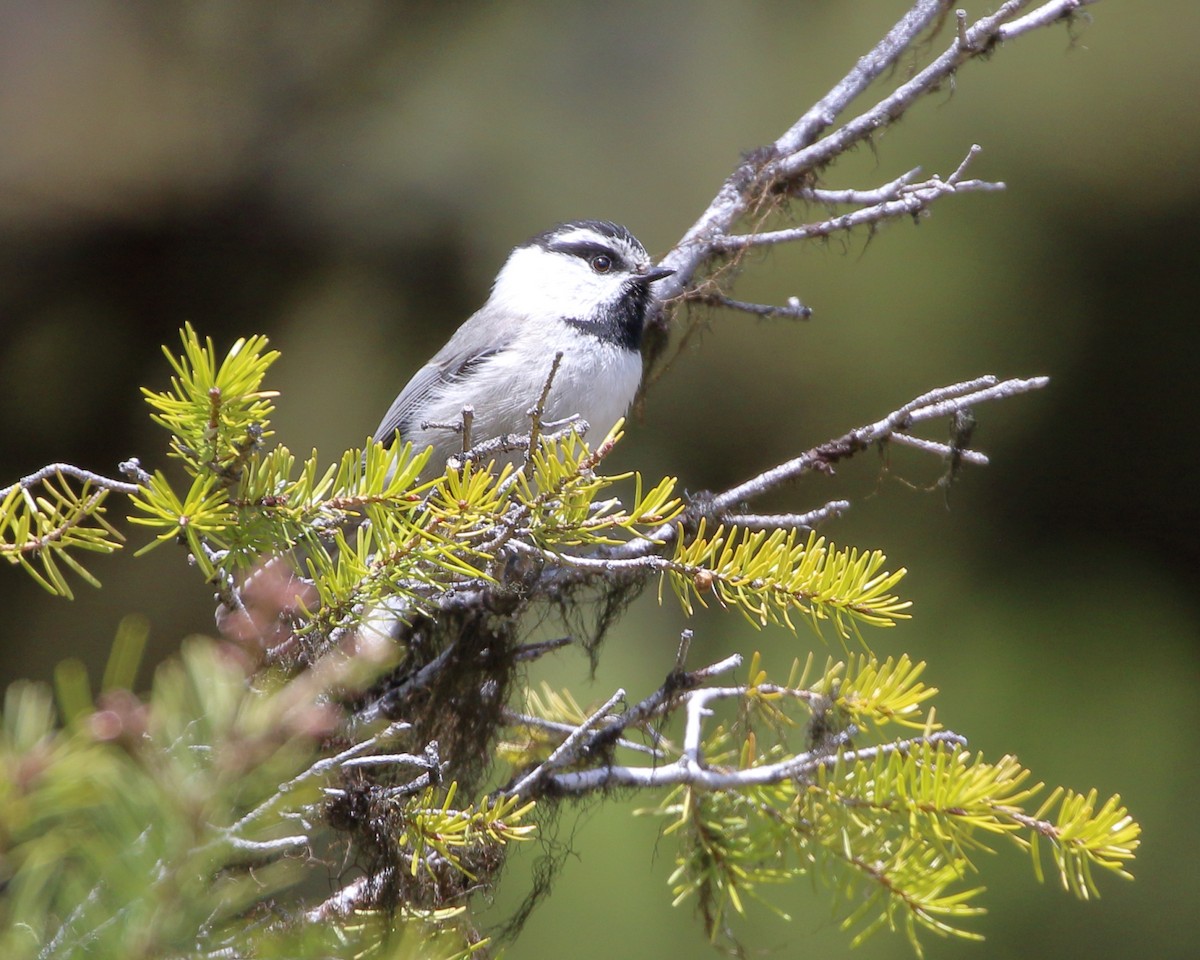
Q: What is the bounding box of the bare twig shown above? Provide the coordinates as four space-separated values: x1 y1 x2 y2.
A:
650 0 949 302
512 636 574 662
499 654 748 800
710 158 1003 252
651 0 1097 313
697 294 812 320
796 166 923 206
612 375 1047 559
674 629 694 671
339 750 440 771
725 500 852 531
588 652 743 756
447 419 587 474
502 708 661 757
534 733 933 794
0 463 142 499
305 871 394 922
534 709 967 795
460 404 475 454
220 720 412 843
767 1 1096 183
1000 0 1094 37
890 432 989 465
526 351 565 462
509 687 627 797
352 643 460 728
711 376 1047 511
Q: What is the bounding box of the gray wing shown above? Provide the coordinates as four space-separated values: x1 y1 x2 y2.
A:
372 304 516 445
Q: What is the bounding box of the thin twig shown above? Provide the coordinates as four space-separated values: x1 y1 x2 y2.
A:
502 708 661 757
613 375 1047 558
650 0 1096 308
0 463 142 499
650 0 952 303
588 652 743 757
220 720 411 842
512 636 574 662
509 687 627 797
709 376 1048 511
796 167 923 206
339 751 440 770
770 1 1059 181
697 294 812 320
460 404 475 454
725 500 852 531
353 644 459 728
890 433 989 465
526 351 565 463
540 729 968 795
999 0 1093 37
711 169 1003 251
305 871 393 922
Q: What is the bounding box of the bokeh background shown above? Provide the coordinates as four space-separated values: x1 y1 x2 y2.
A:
1 1 1196 958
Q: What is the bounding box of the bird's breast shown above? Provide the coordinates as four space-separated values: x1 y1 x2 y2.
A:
410 331 641 470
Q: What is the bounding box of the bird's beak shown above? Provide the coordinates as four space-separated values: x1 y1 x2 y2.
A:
640 266 675 283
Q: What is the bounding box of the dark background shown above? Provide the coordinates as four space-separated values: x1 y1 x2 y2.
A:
1 2 1196 958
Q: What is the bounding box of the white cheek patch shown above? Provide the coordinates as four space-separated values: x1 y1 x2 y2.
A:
491 247 630 323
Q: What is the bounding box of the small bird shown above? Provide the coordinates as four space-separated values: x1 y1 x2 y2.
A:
373 220 673 474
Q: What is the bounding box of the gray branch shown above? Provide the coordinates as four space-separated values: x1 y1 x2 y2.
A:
540 731 968 795
0 462 143 499
508 687 627 797
698 294 812 320
501 708 662 757
611 375 1047 559
711 376 1048 512
651 0 1098 306
725 500 852 532
509 664 971 797
710 151 1002 252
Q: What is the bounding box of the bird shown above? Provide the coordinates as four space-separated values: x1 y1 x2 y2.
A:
372 220 674 475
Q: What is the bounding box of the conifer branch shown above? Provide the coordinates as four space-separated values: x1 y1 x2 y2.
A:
0 468 129 597
0 4 1137 957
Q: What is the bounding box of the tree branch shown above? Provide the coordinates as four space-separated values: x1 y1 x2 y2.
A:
650 0 1098 316
709 159 1002 251
613 375 1047 559
711 375 1048 510
0 462 142 499
534 716 966 797
724 500 853 532
508 687 627 798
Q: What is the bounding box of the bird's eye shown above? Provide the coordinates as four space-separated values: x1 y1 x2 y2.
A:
589 254 613 274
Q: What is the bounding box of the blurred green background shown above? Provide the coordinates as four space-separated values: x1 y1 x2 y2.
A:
1 1 1196 958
